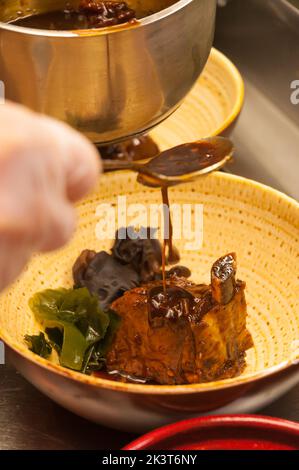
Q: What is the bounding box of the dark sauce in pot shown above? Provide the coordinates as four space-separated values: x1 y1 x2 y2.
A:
10 1 138 30
9 1 177 30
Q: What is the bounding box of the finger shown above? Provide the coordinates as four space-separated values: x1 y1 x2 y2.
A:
37 115 102 202
64 129 102 202
0 232 31 291
36 197 77 252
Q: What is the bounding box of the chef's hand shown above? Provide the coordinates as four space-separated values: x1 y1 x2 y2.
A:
0 101 101 291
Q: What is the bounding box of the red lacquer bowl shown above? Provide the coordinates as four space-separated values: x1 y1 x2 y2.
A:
124 415 299 450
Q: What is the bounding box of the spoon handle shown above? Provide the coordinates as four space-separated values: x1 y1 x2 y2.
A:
102 159 142 172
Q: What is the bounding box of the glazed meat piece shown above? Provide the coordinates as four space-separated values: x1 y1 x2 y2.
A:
106 253 253 384
211 253 236 304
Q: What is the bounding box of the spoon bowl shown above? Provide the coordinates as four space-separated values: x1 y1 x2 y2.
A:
102 136 234 187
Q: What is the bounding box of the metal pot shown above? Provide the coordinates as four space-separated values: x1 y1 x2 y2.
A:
0 0 216 144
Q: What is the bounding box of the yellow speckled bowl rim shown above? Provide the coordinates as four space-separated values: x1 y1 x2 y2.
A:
1 172 298 395
208 48 245 136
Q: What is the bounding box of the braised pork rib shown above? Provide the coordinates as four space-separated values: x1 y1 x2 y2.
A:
106 254 253 384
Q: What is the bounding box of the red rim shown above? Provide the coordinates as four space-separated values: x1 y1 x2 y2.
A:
123 415 299 450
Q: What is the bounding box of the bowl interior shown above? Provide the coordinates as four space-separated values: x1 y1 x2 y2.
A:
0 170 298 392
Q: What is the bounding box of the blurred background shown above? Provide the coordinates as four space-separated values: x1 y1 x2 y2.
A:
216 0 299 199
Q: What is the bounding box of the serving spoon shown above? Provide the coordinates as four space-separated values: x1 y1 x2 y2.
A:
102 136 234 187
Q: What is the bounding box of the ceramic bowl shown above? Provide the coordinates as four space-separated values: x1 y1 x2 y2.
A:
150 47 245 150
0 170 299 432
124 415 299 450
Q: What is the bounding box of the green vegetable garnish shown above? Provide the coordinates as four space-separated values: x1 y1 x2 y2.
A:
45 327 63 354
82 309 121 374
24 332 52 359
27 287 119 372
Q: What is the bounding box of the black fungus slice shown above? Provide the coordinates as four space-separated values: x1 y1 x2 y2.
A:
167 266 191 279
112 227 162 282
75 251 139 310
73 249 97 288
